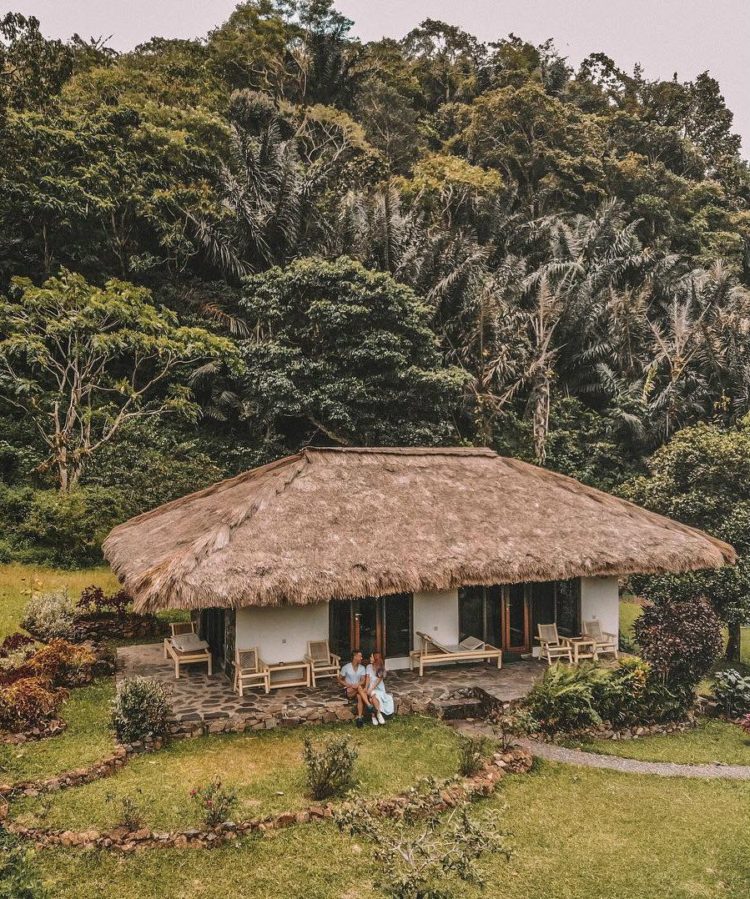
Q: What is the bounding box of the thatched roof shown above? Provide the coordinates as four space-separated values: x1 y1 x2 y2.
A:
103 447 736 613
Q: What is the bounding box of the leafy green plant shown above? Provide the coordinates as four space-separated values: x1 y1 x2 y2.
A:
525 663 607 735
713 669 750 717
190 780 239 828
303 735 358 800
111 676 171 744
0 829 47 899
456 734 488 777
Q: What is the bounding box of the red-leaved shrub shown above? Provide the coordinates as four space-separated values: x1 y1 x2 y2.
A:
0 677 67 732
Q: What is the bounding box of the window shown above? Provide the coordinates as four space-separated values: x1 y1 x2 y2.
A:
458 586 502 646
328 595 413 659
530 579 580 637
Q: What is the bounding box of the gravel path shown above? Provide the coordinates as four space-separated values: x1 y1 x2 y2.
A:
515 738 750 779
453 722 750 779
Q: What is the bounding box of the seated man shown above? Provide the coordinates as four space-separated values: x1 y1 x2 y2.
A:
337 649 369 728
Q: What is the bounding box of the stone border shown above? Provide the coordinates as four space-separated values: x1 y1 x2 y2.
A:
0 719 67 745
5 748 533 852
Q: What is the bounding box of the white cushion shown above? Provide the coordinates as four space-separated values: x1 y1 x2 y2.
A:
172 633 209 653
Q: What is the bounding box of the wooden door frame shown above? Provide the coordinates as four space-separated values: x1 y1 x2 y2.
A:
501 585 531 653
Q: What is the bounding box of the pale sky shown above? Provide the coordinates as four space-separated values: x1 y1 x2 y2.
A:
10 0 750 155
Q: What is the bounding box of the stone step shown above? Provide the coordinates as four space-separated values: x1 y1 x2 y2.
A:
437 696 487 720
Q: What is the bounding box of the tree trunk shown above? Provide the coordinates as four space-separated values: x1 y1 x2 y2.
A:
532 376 550 465
726 621 742 663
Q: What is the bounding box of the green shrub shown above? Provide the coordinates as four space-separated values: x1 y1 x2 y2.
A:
20 486 128 566
713 669 750 717
112 676 172 744
190 780 239 828
21 591 75 640
457 734 489 777
303 735 358 800
0 830 47 898
105 792 145 831
592 657 651 726
526 663 607 734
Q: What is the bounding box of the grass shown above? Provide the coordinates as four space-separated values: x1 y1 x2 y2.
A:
576 718 750 766
28 762 750 899
0 563 119 640
0 680 116 785
12 717 461 831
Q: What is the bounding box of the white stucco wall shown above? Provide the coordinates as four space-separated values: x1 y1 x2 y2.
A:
235 603 329 664
580 576 620 639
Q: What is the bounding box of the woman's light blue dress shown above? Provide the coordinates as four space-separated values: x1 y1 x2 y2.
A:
366 664 395 716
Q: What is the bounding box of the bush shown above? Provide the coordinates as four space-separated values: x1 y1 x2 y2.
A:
25 639 96 687
525 663 607 734
634 597 722 691
713 669 750 717
112 677 172 744
0 633 35 659
105 792 145 831
457 734 489 777
592 657 651 726
77 585 132 616
491 708 539 751
0 677 66 732
740 713 750 735
21 590 75 640
0 830 47 898
190 780 239 828
303 735 358 800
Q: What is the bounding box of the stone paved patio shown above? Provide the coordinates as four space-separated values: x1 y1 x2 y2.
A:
117 644 544 739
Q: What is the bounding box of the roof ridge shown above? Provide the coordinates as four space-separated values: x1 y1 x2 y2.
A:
303 446 497 457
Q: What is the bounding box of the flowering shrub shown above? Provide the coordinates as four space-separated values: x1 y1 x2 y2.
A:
190 780 238 828
490 708 540 751
21 590 75 640
0 677 66 732
740 713 750 735
112 676 172 743
634 597 722 690
713 669 750 717
303 735 358 800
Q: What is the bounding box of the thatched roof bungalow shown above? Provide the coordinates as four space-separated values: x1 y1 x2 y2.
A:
104 447 734 673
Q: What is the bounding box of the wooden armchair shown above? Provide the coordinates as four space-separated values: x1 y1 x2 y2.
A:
537 623 573 665
233 647 270 696
163 621 212 679
583 620 619 659
305 640 340 687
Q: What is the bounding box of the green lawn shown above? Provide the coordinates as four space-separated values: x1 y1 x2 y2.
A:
0 680 116 785
0 563 119 640
29 762 750 899
576 718 750 766
12 717 461 831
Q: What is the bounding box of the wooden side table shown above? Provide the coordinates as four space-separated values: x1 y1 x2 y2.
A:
562 636 598 664
266 660 311 690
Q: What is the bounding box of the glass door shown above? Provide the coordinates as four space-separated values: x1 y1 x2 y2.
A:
503 584 530 653
353 597 380 656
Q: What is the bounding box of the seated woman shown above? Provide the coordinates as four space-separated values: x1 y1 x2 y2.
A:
365 651 394 726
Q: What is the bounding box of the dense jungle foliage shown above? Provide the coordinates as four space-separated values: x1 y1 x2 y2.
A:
1 1 749 597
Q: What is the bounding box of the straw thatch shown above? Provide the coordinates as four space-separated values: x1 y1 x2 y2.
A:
103 447 736 613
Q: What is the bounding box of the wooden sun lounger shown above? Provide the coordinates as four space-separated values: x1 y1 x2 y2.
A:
411 631 502 677
163 621 212 679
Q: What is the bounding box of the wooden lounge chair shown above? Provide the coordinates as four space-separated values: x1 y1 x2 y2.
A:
537 623 573 665
304 639 340 687
412 632 502 677
233 646 270 695
583 619 619 659
163 621 212 679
